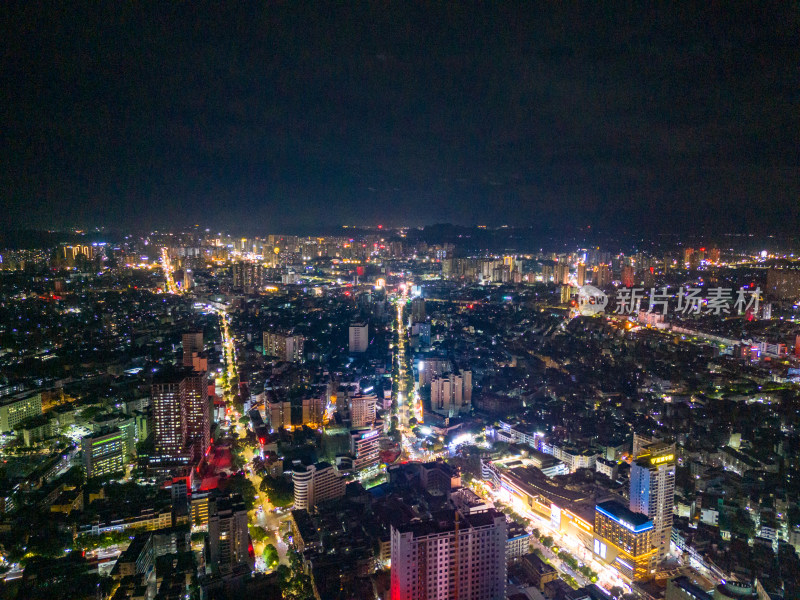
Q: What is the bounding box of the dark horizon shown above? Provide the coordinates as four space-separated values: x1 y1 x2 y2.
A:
2 3 798 234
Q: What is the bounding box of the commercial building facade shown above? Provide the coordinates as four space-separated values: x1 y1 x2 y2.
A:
593 500 655 581
82 428 126 478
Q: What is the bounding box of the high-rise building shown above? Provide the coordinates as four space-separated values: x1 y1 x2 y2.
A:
577 263 587 286
62 244 95 262
350 428 381 473
301 394 325 427
683 248 694 266
82 428 126 478
263 331 305 362
152 376 185 461
349 322 369 353
292 462 346 511
183 268 194 290
207 494 253 572
593 500 655 581
182 332 203 367
232 261 264 294
621 265 635 287
0 392 42 433
430 371 472 417
152 368 209 464
630 442 676 563
555 263 569 285
181 370 210 460
267 400 292 430
595 264 611 288
410 297 426 323
349 393 377 427
390 508 506 600
411 322 431 346
417 357 450 387
560 284 572 305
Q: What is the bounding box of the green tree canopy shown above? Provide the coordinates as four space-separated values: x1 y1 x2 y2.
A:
260 475 294 507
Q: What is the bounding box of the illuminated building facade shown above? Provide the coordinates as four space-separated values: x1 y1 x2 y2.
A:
152 368 209 464
152 377 185 460
82 428 126 478
350 427 380 472
630 442 676 562
268 400 292 430
232 261 264 294
0 392 42 433
181 370 210 461
593 500 654 581
262 331 305 362
301 394 324 427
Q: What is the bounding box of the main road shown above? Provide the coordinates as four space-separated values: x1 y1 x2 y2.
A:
392 287 426 461
213 304 289 570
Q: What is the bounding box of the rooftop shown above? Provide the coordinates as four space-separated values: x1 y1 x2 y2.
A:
596 501 653 533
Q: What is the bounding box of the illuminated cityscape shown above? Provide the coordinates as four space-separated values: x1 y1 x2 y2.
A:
1 3 799 600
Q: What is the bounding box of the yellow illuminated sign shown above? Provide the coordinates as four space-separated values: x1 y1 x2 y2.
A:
562 509 593 533
651 454 674 465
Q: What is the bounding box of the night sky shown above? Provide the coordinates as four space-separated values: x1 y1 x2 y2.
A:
2 3 798 234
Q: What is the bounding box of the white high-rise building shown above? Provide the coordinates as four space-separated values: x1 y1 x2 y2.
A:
349 322 369 353
630 442 676 563
292 462 346 511
349 393 377 427
390 508 506 600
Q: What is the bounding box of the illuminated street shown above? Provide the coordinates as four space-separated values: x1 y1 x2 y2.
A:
392 286 426 461
159 247 179 294
213 304 288 572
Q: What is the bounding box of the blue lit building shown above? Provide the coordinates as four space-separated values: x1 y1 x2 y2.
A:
630 442 676 561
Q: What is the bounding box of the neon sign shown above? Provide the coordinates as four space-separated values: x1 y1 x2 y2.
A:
650 454 674 465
